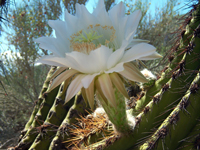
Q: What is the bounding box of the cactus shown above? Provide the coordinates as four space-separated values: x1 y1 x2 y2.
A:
10 1 200 150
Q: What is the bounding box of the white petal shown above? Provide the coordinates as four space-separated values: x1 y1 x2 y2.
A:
36 55 70 67
92 0 112 26
36 55 84 72
85 79 95 110
34 37 67 57
108 2 125 48
95 79 108 105
120 43 156 63
89 46 112 71
116 16 128 46
109 2 125 25
49 67 68 81
107 40 128 69
81 88 88 105
48 20 71 51
66 52 92 73
139 52 162 60
81 73 100 88
125 10 142 41
93 0 104 15
65 74 86 103
98 73 116 107
127 39 149 48
65 10 78 34
76 3 97 28
105 62 124 74
48 20 69 44
66 45 112 74
110 72 129 99
75 3 82 18
119 63 148 83
48 69 79 92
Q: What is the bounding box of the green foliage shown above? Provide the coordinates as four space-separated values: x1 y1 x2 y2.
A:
2 0 63 103
0 84 32 147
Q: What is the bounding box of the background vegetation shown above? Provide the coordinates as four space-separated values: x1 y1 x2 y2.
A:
0 0 183 147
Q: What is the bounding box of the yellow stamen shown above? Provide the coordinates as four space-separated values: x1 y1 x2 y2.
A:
89 25 93 28
70 24 116 54
95 24 100 27
71 42 101 54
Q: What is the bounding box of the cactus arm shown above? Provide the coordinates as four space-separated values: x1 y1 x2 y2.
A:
134 73 170 113
140 70 200 150
16 82 60 149
49 92 90 149
135 2 200 114
19 67 57 137
98 7 200 149
27 80 72 150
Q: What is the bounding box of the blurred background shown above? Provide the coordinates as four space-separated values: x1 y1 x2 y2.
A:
0 0 193 147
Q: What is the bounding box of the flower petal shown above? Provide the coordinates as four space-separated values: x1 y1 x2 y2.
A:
95 78 108 105
81 88 88 105
93 0 104 13
81 73 99 88
92 0 112 26
65 11 78 34
125 10 142 41
98 73 116 107
120 43 156 63
34 37 67 57
139 52 163 60
85 79 95 110
127 39 149 48
48 67 67 81
110 72 129 99
48 20 69 45
75 3 97 28
107 40 128 69
104 62 124 74
66 45 112 74
36 55 70 67
119 63 148 83
48 69 79 92
109 2 125 25
65 74 86 103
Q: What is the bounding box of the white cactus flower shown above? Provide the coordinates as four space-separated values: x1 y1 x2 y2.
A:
35 0 162 109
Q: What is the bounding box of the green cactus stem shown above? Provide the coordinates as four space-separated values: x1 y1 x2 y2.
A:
97 85 134 135
49 92 91 149
28 80 74 150
16 82 60 149
18 66 57 142
140 70 200 150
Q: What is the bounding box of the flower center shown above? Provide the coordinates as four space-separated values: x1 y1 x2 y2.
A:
70 24 116 54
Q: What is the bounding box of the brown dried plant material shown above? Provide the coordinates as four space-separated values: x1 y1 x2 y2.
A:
64 111 113 149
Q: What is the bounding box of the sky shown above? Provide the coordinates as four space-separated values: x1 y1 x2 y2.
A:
85 0 191 15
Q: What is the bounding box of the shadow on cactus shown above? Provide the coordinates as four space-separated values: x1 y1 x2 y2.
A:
10 0 200 150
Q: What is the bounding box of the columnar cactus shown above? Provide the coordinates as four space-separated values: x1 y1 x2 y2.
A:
10 1 200 150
